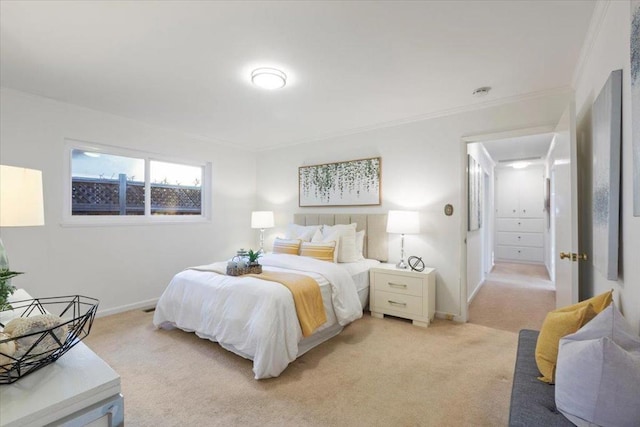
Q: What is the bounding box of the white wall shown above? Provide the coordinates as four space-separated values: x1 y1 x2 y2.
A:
466 143 495 302
256 92 569 319
574 0 640 333
0 89 257 316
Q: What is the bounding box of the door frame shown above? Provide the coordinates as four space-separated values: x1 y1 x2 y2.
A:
459 125 556 322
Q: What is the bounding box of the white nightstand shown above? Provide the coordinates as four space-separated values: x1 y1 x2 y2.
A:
369 263 436 327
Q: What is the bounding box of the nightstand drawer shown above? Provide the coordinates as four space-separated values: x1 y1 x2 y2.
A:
373 290 423 317
371 272 423 297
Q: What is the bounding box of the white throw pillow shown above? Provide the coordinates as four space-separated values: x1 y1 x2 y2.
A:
355 229 366 260
555 303 640 427
285 224 320 242
321 223 359 263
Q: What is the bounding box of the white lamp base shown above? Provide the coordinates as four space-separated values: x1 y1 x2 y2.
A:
396 259 408 269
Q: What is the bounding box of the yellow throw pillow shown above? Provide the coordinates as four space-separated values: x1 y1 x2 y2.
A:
535 303 597 383
272 238 301 255
555 289 613 314
299 241 336 262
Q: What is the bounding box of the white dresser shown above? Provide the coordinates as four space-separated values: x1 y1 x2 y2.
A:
0 290 123 427
495 166 545 264
369 263 436 327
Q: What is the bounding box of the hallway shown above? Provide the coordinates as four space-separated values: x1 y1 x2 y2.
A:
468 262 555 333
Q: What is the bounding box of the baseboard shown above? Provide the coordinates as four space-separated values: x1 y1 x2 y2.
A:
435 312 464 323
467 280 485 305
96 298 158 318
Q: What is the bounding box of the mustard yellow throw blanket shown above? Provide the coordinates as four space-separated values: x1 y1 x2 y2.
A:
245 271 326 337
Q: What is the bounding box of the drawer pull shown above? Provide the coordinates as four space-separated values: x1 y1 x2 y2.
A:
388 282 407 289
388 300 407 307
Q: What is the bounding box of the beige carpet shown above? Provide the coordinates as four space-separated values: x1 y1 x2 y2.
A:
468 262 555 333
85 311 518 426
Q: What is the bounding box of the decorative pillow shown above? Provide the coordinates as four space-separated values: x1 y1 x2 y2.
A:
555 289 613 314
321 223 358 263
311 230 339 262
535 303 597 383
556 304 640 426
300 241 336 262
355 230 366 260
272 238 301 255
534 290 613 384
284 224 320 242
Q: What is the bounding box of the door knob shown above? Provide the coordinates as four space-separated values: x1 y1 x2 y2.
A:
560 252 588 262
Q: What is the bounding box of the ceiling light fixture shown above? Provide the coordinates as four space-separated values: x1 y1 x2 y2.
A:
512 161 530 169
251 68 287 90
473 86 492 97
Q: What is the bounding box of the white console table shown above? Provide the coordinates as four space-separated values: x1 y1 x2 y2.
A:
0 290 123 427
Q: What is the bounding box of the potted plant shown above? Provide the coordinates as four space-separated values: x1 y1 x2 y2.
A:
247 249 262 274
0 269 22 312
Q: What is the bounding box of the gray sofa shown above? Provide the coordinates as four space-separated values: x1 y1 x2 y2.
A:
508 329 574 426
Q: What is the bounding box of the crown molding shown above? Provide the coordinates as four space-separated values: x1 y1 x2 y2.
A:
571 0 610 89
259 86 572 152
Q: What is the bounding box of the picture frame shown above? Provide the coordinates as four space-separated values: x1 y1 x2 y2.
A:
592 69 622 281
298 157 381 207
467 154 482 231
632 0 640 216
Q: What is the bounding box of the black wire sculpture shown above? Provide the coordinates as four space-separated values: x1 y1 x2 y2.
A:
407 256 425 272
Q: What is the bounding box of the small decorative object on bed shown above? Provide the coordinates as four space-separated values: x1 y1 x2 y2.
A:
226 249 262 276
0 292 99 384
298 157 381 207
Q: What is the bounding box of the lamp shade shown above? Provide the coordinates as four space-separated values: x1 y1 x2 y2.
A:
251 211 274 229
0 165 45 227
386 210 419 234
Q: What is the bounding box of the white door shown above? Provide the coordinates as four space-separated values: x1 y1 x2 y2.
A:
551 102 580 307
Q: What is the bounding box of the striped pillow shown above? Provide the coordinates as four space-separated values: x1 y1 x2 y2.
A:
300 241 336 262
272 238 302 255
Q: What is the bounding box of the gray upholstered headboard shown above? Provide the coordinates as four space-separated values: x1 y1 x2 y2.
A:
293 213 388 262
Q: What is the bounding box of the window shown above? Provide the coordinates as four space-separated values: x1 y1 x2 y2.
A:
65 141 210 224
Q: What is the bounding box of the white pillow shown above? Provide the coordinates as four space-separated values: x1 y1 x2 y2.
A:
285 224 320 242
355 229 366 261
555 303 640 427
311 229 339 263
321 223 359 263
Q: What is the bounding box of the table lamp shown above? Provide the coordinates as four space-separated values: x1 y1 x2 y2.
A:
251 211 274 253
386 210 419 269
0 165 45 273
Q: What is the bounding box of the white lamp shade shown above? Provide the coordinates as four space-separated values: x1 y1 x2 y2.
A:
0 165 45 227
251 211 274 229
386 210 419 234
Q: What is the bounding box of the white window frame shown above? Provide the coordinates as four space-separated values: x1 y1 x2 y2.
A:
62 139 212 226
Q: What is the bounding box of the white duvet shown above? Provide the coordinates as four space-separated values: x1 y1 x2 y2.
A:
153 254 363 379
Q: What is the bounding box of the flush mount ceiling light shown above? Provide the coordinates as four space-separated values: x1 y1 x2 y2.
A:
473 86 492 97
251 68 287 90
512 161 530 169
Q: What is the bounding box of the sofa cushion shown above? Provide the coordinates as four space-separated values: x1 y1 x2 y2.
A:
555 304 640 427
534 290 612 384
535 303 597 383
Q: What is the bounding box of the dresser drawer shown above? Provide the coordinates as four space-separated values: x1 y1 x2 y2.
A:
497 232 543 247
373 290 423 317
371 272 423 297
496 245 544 262
496 218 544 233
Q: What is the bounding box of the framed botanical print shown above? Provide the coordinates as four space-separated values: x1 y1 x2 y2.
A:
299 157 381 207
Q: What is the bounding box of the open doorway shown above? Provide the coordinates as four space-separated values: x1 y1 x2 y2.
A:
465 132 557 333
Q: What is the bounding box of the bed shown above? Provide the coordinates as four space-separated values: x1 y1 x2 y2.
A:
153 214 388 379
